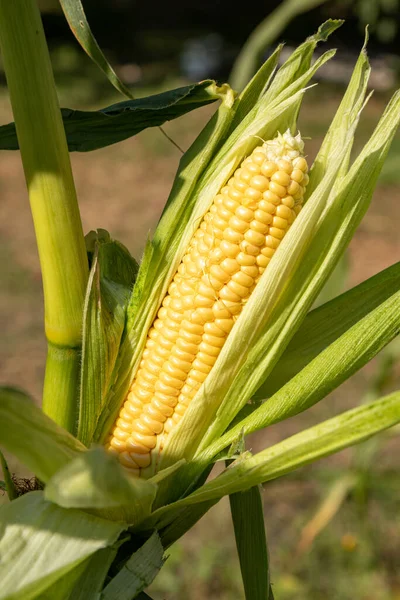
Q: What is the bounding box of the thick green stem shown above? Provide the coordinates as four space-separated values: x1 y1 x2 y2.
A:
0 0 88 431
43 344 81 435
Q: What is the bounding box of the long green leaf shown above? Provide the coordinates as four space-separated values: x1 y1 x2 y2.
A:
0 387 85 482
0 491 124 600
255 261 400 400
147 392 400 528
0 82 220 152
229 485 270 600
78 231 138 447
59 0 133 98
67 547 119 600
39 560 90 600
45 448 157 526
101 532 164 600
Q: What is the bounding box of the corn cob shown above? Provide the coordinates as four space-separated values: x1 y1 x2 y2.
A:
107 130 308 475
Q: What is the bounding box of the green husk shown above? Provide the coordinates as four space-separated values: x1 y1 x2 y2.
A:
0 492 124 600
78 231 138 447
200 284 400 461
254 261 400 400
229 3 338 91
0 388 85 483
45 448 157 525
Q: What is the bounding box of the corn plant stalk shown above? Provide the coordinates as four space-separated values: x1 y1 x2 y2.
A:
0 0 88 432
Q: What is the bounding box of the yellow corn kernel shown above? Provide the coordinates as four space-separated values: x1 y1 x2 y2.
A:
107 130 308 475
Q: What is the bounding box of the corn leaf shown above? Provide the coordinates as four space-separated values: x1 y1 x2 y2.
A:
0 387 85 482
66 547 119 600
0 491 124 600
101 532 164 600
0 82 220 152
148 391 400 528
0 450 17 501
255 261 400 400
45 447 157 525
39 560 91 600
202 284 400 459
229 485 270 600
59 0 133 98
78 231 138 447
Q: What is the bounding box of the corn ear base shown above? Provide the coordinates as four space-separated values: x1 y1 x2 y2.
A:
44 448 157 525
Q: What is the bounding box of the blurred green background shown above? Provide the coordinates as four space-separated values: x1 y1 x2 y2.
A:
1 1 400 598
